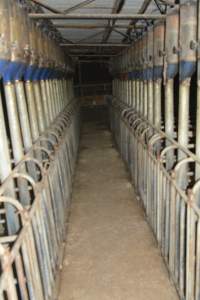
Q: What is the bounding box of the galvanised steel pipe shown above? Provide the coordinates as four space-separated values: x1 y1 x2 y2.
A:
24 21 40 143
147 27 154 123
135 40 140 113
130 46 136 109
29 13 166 20
14 5 33 154
110 3 200 298
175 1 197 297
153 20 165 130
139 37 144 115
165 7 179 170
0 1 78 297
0 0 19 234
178 1 197 163
0 99 80 299
127 50 131 106
109 95 200 300
32 28 46 134
3 0 30 206
142 33 148 118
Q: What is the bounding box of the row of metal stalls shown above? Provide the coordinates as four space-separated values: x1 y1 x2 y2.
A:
110 1 200 300
0 1 80 299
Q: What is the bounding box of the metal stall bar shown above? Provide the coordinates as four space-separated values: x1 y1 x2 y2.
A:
165 7 179 170
109 3 200 298
0 0 19 234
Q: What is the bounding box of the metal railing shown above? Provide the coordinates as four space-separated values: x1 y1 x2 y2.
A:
110 98 200 300
0 99 80 299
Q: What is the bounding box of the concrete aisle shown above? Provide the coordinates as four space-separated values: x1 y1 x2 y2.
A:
58 122 178 300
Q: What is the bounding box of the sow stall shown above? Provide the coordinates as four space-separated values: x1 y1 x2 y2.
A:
0 1 200 300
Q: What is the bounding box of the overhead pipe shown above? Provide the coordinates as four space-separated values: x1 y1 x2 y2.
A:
29 13 166 20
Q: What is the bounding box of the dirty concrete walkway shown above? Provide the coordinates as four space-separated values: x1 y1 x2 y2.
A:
58 122 178 300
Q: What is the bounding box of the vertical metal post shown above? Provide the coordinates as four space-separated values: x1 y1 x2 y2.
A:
178 2 197 296
153 21 165 129
165 7 179 170
147 27 154 123
196 0 200 182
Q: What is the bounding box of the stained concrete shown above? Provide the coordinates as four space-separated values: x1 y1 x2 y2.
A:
58 122 178 300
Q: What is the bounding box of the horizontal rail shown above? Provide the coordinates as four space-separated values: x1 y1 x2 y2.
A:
29 13 166 20
60 43 131 47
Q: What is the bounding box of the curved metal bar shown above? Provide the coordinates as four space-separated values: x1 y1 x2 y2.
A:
0 197 25 213
160 144 178 160
37 137 56 152
191 179 200 195
32 146 52 161
0 172 36 197
174 157 194 173
18 157 45 180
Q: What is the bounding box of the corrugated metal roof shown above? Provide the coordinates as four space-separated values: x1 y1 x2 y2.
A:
38 0 168 55
40 0 159 42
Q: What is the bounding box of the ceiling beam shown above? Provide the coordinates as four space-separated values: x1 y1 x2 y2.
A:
102 0 125 43
158 0 175 5
76 30 105 43
55 24 144 29
60 43 131 47
30 0 62 13
124 0 153 41
29 13 166 20
112 28 131 40
64 0 95 14
70 54 117 57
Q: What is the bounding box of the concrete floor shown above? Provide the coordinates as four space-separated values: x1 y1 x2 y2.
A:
58 122 178 300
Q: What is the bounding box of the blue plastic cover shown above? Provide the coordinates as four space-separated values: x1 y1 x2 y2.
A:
24 65 37 81
180 61 196 81
153 66 163 80
32 67 43 81
146 68 153 80
3 61 25 83
167 63 178 79
0 59 9 77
